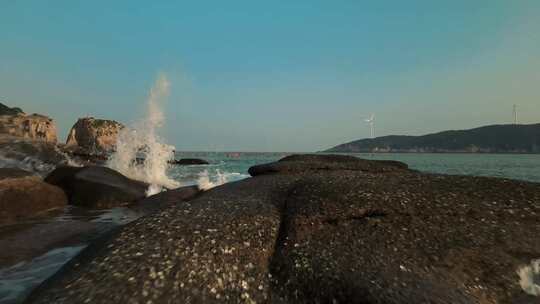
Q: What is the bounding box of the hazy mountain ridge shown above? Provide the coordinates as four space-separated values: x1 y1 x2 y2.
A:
326 124 540 153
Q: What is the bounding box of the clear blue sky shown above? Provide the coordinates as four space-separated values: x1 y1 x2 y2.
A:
1 1 539 151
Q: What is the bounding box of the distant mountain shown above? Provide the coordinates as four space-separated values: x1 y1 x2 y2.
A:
326 124 540 153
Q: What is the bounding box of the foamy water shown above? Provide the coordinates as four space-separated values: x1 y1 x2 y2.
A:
518 259 540 296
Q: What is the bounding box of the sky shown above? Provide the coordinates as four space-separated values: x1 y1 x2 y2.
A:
1 1 539 152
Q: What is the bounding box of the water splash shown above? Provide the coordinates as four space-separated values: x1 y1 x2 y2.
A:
197 169 248 190
108 74 180 194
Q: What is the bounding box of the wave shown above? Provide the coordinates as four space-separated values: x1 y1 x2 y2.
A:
197 169 249 190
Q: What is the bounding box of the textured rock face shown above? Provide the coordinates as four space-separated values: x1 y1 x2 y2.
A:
249 153 409 176
27 155 540 303
0 175 67 225
45 166 149 208
65 117 124 153
0 103 58 143
0 135 69 175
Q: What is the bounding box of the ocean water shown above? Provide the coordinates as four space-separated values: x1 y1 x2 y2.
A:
352 152 540 183
168 152 540 184
1 152 539 303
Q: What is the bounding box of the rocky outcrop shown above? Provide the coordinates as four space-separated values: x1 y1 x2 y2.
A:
0 135 69 175
169 158 210 165
27 155 540 303
0 102 23 116
249 153 408 176
45 166 149 208
65 117 124 153
0 103 58 143
0 175 67 225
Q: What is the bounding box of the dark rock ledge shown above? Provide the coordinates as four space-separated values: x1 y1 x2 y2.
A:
26 155 540 303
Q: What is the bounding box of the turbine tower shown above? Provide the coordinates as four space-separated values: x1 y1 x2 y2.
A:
513 104 518 125
365 113 375 139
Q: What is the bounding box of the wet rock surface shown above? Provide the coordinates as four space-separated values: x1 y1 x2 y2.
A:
45 166 149 209
0 176 67 225
170 158 210 165
27 155 540 303
0 168 36 180
0 136 69 174
0 221 109 269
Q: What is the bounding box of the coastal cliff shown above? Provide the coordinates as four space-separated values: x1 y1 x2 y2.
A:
327 123 540 153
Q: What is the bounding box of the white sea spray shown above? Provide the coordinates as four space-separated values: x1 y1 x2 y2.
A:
197 169 245 190
108 74 180 194
517 259 540 296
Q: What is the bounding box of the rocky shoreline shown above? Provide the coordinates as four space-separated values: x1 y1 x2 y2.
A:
21 154 540 303
1 102 539 303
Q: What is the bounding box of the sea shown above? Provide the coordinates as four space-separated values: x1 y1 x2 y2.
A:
1 151 539 303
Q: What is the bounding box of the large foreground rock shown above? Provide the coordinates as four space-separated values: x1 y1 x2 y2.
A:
45 166 149 208
27 156 540 303
65 117 124 154
0 176 67 225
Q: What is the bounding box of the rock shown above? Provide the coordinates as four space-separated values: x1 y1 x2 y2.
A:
65 117 124 154
0 102 58 143
0 102 23 116
0 135 69 175
130 185 201 215
0 167 36 180
249 153 408 176
0 176 67 225
169 158 210 165
0 220 107 269
26 174 291 304
26 156 540 303
45 166 149 208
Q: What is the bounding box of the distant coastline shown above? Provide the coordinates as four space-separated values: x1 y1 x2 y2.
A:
325 123 540 154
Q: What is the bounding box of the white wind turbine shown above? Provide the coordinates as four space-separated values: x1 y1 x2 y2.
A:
365 113 375 139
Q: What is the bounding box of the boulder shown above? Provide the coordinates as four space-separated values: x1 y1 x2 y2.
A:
169 158 209 165
65 117 124 154
26 156 540 303
249 153 408 176
0 102 58 143
0 176 67 225
0 135 69 175
45 166 149 208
